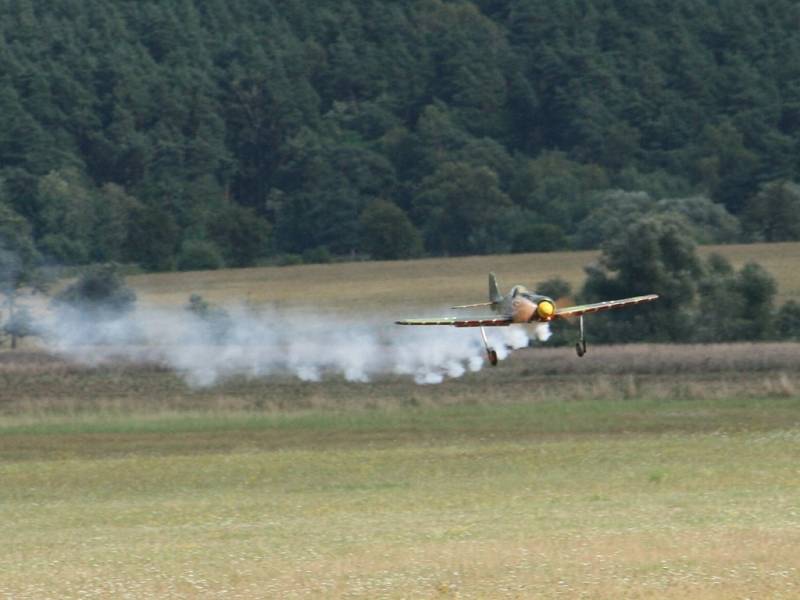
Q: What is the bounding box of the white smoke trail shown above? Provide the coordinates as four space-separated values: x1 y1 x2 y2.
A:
38 305 548 386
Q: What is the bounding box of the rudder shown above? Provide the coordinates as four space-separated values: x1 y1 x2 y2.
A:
488 272 502 304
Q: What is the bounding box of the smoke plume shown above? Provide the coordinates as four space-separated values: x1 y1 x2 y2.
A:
39 305 550 386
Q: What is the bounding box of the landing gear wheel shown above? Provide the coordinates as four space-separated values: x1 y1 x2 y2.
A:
488 349 498 366
479 326 498 366
575 315 587 357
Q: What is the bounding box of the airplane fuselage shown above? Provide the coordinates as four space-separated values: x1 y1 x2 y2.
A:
496 286 556 323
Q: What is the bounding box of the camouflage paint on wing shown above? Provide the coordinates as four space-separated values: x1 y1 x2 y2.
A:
554 294 659 319
395 316 513 327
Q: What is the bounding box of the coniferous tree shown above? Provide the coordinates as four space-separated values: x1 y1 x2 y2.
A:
0 0 797 272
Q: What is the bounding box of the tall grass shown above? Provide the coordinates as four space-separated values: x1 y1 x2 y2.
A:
1 343 798 420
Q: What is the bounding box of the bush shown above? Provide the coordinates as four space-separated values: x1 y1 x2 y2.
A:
276 253 304 267
735 262 777 340
536 277 572 300
177 240 225 271
302 246 332 264
53 264 136 318
776 300 800 340
186 293 232 343
2 306 36 348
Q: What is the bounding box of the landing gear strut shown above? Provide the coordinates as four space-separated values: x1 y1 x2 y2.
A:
575 315 587 357
480 326 498 366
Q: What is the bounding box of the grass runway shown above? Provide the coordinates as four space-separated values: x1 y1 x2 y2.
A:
2 347 800 598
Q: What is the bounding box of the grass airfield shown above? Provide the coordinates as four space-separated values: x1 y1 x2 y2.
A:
2 346 800 598
3 244 800 598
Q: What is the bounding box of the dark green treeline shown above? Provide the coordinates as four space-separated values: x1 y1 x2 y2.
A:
2 0 800 270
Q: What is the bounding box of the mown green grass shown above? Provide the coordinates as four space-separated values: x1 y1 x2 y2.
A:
1 393 799 442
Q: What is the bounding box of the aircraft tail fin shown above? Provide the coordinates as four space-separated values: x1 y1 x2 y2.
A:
488 272 502 304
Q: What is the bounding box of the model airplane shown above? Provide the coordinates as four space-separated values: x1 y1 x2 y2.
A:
396 273 658 364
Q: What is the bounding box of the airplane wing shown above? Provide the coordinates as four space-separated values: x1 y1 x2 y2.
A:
396 316 513 327
554 294 659 319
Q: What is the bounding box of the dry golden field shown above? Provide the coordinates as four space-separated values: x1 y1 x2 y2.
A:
128 241 800 310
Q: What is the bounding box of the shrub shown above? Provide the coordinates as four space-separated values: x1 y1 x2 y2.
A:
177 240 224 271
186 293 232 343
776 300 800 340
302 246 332 264
53 263 136 318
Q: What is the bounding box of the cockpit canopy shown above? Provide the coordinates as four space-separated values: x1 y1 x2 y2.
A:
510 285 529 298
511 285 542 301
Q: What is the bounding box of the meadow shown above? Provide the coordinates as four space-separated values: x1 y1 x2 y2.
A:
2 244 800 598
128 242 800 310
2 343 800 598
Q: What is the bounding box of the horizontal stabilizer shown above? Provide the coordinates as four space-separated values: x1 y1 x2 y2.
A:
450 302 493 310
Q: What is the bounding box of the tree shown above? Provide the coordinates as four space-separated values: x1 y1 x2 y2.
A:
37 168 96 264
511 223 568 253
734 262 777 340
92 183 142 263
3 306 36 347
581 214 703 342
509 152 609 234
536 277 571 301
413 162 511 255
655 196 741 244
742 180 800 241
359 200 422 260
694 253 746 342
575 191 741 249
694 121 760 213
53 264 136 319
776 300 800 340
125 205 180 271
208 204 271 267
574 190 654 249
0 196 43 348
1 0 800 270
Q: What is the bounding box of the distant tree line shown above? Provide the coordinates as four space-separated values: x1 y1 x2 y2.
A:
543 213 800 346
5 223 799 352
1 0 800 271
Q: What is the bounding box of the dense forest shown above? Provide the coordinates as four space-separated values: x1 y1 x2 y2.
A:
2 0 800 272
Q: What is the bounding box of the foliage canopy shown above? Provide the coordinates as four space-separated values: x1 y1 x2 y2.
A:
0 0 799 267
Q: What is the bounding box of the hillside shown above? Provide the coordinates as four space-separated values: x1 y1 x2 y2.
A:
2 0 800 272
